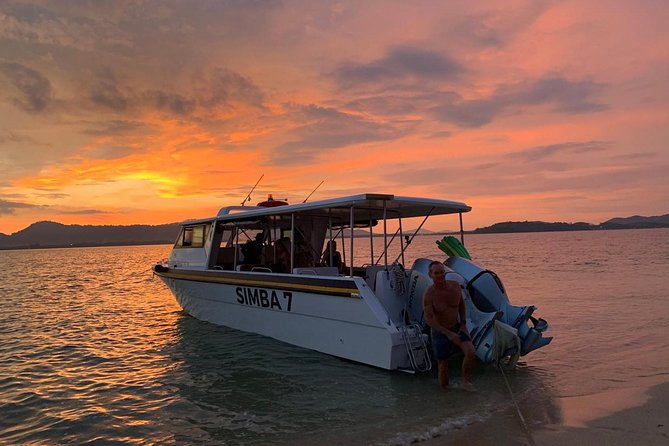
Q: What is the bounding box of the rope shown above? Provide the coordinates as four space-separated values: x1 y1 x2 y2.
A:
390 263 406 296
499 366 537 446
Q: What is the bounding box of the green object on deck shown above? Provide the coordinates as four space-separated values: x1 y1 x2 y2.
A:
436 235 472 259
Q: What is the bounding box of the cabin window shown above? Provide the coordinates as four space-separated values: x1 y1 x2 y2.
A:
176 225 208 248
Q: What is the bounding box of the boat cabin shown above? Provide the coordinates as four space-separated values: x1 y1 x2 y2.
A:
168 193 471 284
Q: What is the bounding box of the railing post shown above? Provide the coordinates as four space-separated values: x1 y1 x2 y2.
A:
328 210 333 267
459 211 465 245
349 205 354 277
383 200 388 268
399 216 405 265
233 225 238 270
369 214 374 265
290 213 295 272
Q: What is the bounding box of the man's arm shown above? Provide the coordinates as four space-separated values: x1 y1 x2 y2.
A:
423 288 461 343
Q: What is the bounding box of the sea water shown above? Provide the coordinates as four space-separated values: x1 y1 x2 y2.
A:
1 229 668 445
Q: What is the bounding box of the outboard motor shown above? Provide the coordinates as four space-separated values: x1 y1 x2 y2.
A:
446 256 552 355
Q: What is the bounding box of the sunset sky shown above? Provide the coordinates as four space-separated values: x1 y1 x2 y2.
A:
1 0 668 234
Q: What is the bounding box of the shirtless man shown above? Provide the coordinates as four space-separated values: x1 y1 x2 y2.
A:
423 260 476 389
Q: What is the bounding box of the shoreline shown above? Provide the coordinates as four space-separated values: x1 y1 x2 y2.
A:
534 381 669 446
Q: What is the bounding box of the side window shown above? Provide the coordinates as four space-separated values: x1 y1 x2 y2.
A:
192 225 206 247
183 227 194 246
176 225 207 248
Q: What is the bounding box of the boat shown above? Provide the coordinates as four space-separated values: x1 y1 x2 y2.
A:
153 193 551 372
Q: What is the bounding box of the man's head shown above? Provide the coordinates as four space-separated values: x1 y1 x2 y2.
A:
428 260 446 283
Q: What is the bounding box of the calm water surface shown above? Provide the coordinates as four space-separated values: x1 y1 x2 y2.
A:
1 229 668 445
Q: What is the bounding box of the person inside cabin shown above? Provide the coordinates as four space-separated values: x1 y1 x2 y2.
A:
423 260 476 390
274 237 291 273
294 229 315 268
321 240 344 273
241 232 264 264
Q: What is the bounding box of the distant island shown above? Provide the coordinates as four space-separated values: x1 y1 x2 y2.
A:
0 221 181 250
0 213 667 250
472 214 669 233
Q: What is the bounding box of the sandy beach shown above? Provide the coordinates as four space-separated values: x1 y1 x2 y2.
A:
424 380 669 446
534 381 668 446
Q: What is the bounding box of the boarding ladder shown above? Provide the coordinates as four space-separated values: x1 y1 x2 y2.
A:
400 323 432 372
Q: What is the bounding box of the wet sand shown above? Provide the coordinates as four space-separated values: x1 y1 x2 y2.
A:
534 381 668 446
423 381 669 446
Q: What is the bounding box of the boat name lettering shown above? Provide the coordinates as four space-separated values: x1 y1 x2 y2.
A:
235 287 292 311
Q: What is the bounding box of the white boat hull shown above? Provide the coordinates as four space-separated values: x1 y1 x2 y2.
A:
155 268 416 370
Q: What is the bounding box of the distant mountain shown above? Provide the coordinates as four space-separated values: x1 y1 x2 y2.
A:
473 214 669 234
2 211 667 249
0 221 181 250
473 221 595 233
600 214 669 229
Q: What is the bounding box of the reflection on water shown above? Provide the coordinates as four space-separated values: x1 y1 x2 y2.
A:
1 229 667 444
167 315 561 445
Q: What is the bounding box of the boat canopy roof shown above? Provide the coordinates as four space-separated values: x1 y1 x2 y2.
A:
182 193 471 226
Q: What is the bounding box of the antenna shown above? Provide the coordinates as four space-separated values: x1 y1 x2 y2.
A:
303 180 324 203
241 174 264 206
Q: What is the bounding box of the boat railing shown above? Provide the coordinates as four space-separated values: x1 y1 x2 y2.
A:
251 266 273 273
292 267 339 276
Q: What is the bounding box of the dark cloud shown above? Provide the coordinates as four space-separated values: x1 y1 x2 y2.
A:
344 95 419 116
86 145 138 160
452 16 504 48
0 61 52 112
379 140 666 199
84 67 265 116
56 208 107 215
612 151 657 160
90 81 129 111
7 2 52 23
0 198 42 215
446 4 551 51
199 68 266 110
508 141 610 162
266 104 407 165
332 46 462 89
426 130 453 139
0 195 103 216
36 192 68 199
338 75 607 129
430 93 501 127
146 91 196 115
430 76 607 127
500 76 608 114
0 129 50 146
472 162 500 170
82 120 148 136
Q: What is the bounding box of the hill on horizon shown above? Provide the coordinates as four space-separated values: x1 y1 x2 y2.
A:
1 212 667 249
473 213 669 233
0 221 181 249
600 214 669 229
